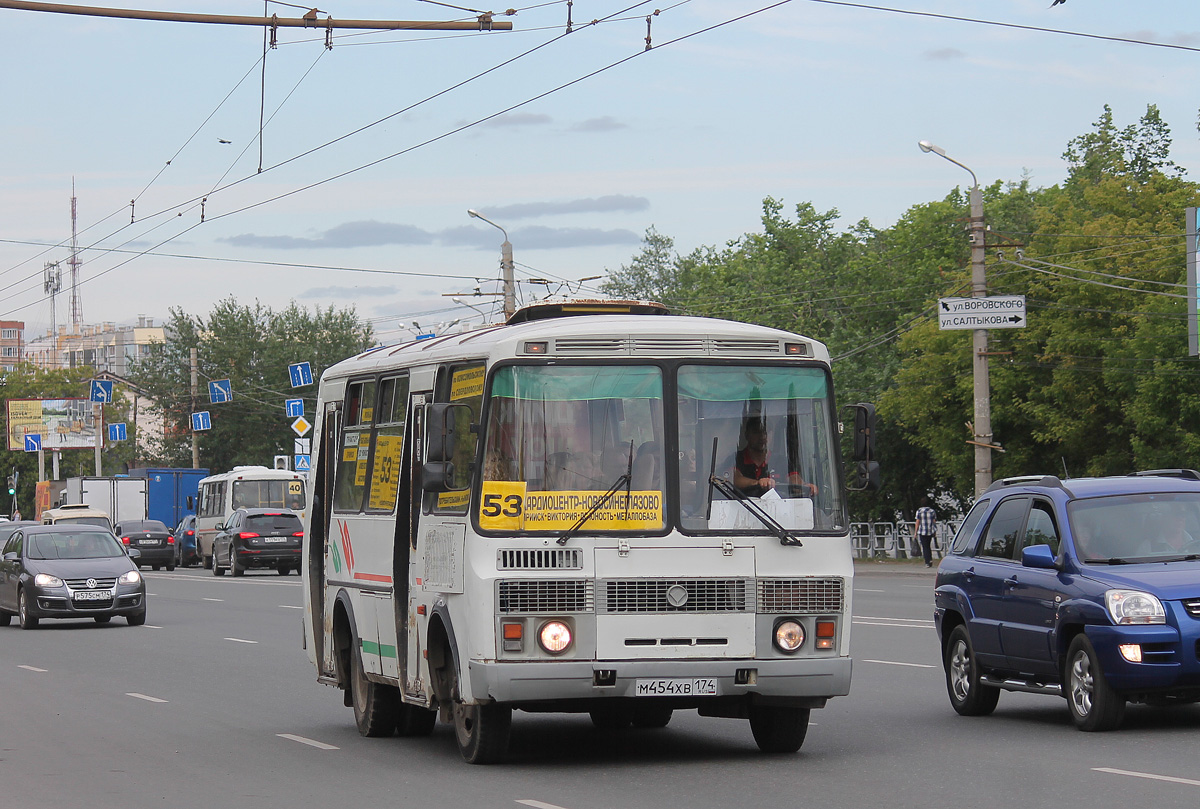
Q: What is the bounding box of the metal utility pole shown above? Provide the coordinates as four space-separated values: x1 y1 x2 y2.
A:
44 260 61 350
0 1 512 31
69 181 83 333
467 209 516 319
190 348 200 469
919 141 992 496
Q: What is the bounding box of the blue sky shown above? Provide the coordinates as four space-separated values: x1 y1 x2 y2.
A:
2 0 1198 344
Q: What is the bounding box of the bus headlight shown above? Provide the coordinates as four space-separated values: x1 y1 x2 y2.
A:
773 619 805 653
538 620 572 655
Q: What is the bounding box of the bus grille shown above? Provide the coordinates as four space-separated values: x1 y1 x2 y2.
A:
497 580 594 614
497 548 583 570
757 578 845 614
552 337 790 357
599 578 753 613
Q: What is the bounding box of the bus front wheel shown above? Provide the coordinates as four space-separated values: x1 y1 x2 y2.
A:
447 665 510 764
748 705 809 753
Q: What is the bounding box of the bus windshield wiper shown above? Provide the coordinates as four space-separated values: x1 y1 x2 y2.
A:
557 441 633 547
705 438 801 547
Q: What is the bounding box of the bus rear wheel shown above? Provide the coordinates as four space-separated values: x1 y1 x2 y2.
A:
349 642 397 737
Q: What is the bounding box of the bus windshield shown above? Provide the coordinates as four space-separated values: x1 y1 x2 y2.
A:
479 364 665 533
678 364 845 533
231 479 306 511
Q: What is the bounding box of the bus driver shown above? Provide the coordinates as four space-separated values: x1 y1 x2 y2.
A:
731 418 817 498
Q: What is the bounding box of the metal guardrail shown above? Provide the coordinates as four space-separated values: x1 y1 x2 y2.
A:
851 520 962 560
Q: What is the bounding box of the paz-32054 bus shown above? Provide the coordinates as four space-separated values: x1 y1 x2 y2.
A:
301 300 877 763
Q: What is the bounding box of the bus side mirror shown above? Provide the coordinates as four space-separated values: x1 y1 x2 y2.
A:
847 403 876 462
425 402 462 463
849 461 881 492
187 496 194 510
421 462 456 493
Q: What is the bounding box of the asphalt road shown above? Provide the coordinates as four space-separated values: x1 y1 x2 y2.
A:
3 564 1199 809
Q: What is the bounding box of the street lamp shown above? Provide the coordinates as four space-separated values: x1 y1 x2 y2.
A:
919 140 993 496
452 297 490 321
467 209 515 319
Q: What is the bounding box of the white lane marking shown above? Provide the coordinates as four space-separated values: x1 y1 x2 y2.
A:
202 598 224 602
517 801 572 809
19 665 48 672
225 637 258 644
277 733 339 750
902 583 933 588
856 615 933 623
862 659 936 669
855 588 885 593
126 693 168 703
854 620 932 629
1094 767 1200 787
145 625 164 629
279 605 303 610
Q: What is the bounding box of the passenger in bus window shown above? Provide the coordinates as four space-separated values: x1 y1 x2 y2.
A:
730 418 817 498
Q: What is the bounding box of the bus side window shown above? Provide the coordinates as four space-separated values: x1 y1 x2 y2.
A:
334 379 376 512
431 363 483 513
366 375 409 513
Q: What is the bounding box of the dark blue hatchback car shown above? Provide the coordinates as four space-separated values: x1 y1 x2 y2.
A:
935 470 1200 731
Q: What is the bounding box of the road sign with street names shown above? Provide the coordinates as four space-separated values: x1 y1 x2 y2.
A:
938 295 1027 330
89 379 114 403
285 398 304 419
291 416 312 436
288 362 313 388
108 423 127 442
24 434 41 452
208 379 233 404
192 411 212 431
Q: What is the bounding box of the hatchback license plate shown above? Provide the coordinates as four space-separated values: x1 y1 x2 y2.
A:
634 678 718 697
74 590 110 601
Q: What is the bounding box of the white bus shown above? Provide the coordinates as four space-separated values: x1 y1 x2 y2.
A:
301 300 877 763
195 466 307 569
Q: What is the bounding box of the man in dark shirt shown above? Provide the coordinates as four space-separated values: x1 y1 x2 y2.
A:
731 419 816 497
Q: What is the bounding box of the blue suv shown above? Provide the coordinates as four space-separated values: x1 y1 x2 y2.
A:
934 470 1200 731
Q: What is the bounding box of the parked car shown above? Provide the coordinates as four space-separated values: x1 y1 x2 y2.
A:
212 508 303 577
174 515 198 567
0 524 147 628
935 470 1200 732
114 519 175 571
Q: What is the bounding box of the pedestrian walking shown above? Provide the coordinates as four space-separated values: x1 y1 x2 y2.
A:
914 496 937 568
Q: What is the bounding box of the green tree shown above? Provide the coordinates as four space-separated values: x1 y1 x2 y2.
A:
131 298 373 472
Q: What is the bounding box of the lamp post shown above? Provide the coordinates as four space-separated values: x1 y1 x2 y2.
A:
919 140 992 496
467 209 515 319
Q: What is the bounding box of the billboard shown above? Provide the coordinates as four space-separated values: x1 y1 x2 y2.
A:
6 398 101 451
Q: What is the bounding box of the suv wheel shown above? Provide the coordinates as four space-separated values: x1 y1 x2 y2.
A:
944 624 999 716
1066 635 1125 731
212 549 225 576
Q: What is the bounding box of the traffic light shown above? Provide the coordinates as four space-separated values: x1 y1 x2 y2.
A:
6 475 14 495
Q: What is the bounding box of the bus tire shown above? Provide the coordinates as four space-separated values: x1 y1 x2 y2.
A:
448 664 510 764
749 705 809 753
396 703 438 737
350 642 396 737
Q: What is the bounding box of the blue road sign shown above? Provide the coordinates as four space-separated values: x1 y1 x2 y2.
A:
191 411 212 431
294 454 311 472
24 434 41 452
90 379 114 403
108 423 127 442
208 379 233 404
285 398 304 419
288 362 313 388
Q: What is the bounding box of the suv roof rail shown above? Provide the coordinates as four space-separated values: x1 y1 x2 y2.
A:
984 475 1065 493
1128 468 1200 480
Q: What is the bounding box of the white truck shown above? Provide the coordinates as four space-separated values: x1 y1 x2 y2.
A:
62 476 149 525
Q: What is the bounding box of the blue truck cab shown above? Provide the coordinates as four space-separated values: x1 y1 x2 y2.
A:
934 470 1200 731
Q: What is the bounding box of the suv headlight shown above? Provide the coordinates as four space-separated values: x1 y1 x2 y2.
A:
1105 589 1166 625
34 573 64 588
119 570 142 585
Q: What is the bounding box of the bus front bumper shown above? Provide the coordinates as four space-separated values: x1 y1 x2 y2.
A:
469 657 851 706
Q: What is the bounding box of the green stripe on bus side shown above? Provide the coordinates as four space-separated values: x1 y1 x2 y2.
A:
359 640 397 659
